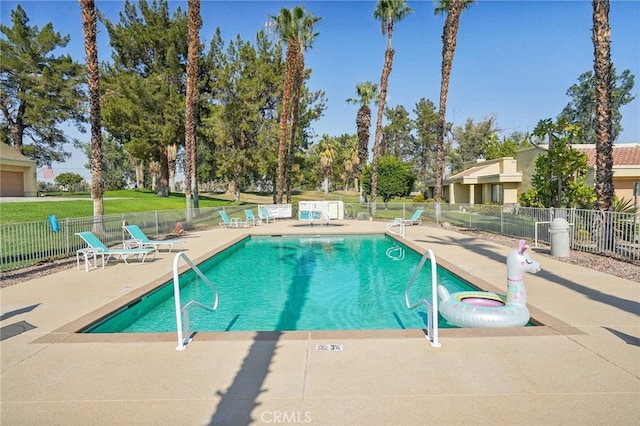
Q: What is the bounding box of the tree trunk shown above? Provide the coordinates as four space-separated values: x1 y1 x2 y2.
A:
80 0 104 231
592 0 614 212
356 105 371 176
157 146 170 197
435 4 464 203
371 47 394 217
167 144 177 192
276 44 297 204
185 0 200 219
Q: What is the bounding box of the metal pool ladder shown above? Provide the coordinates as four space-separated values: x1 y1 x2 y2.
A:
405 248 441 348
173 252 219 351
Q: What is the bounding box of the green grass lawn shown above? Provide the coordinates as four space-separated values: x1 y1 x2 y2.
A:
0 190 230 224
0 189 417 224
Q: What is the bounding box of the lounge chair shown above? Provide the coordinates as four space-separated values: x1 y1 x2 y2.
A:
402 209 424 226
219 211 248 228
123 224 185 253
258 207 276 224
244 209 262 226
76 231 156 264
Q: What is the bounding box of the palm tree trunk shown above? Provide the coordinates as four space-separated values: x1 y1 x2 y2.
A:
285 48 303 203
435 4 464 203
185 0 200 219
80 0 104 230
356 105 371 175
371 47 395 216
277 46 296 204
592 0 614 211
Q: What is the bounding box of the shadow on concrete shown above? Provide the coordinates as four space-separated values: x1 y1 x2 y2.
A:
603 327 640 347
1 320 36 341
208 243 317 425
0 303 40 321
415 233 640 317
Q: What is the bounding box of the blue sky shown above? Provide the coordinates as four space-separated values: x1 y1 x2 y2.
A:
2 0 639 181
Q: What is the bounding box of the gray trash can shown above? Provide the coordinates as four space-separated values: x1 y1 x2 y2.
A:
549 217 570 257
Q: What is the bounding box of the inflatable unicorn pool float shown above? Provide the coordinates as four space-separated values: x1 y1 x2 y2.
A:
438 240 541 328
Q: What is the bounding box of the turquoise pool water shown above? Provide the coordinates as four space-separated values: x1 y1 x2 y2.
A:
86 234 479 333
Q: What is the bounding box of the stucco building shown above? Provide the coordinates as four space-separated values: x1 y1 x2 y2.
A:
425 143 640 205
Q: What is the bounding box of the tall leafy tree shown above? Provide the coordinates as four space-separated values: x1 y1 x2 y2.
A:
558 69 634 144
185 0 201 217
100 0 188 197
412 98 439 190
452 115 498 161
433 0 475 203
79 0 104 226
346 81 379 192
382 104 414 160
202 30 287 199
519 118 595 209
269 6 321 204
370 0 413 216
81 133 134 190
484 132 531 160
362 155 416 208
0 5 85 166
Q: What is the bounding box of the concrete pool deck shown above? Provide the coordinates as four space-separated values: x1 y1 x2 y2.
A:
1 220 638 425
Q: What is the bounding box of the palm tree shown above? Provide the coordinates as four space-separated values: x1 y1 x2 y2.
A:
592 0 614 211
371 0 413 216
269 6 320 204
79 0 104 230
185 0 201 222
346 81 379 193
433 0 475 204
318 135 337 195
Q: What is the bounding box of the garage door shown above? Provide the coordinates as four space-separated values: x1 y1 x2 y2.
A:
0 171 25 196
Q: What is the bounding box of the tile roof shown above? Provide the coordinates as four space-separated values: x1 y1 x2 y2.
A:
572 144 640 167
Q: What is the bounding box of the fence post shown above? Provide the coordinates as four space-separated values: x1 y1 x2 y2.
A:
64 218 70 256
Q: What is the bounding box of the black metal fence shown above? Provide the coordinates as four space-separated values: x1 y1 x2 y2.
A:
1 203 638 272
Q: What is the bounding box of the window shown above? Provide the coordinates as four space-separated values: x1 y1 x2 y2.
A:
491 184 503 203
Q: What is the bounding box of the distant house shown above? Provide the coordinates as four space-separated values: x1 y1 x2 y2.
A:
426 157 522 204
425 143 640 205
517 143 640 202
0 142 38 197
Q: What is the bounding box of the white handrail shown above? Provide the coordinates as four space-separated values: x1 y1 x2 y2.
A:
404 248 441 348
386 219 405 238
173 252 219 351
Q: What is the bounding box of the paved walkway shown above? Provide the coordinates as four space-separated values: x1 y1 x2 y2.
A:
1 220 638 425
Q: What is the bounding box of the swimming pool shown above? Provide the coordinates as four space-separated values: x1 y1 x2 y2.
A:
85 234 481 333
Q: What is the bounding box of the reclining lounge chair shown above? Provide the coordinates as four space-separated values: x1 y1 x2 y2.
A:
76 231 156 264
402 209 424 226
123 224 185 253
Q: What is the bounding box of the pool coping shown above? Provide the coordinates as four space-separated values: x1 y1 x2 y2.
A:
32 231 582 346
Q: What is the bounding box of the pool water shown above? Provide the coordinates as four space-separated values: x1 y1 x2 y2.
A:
86 235 479 333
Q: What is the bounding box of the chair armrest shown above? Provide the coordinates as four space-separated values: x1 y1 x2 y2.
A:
123 239 144 249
